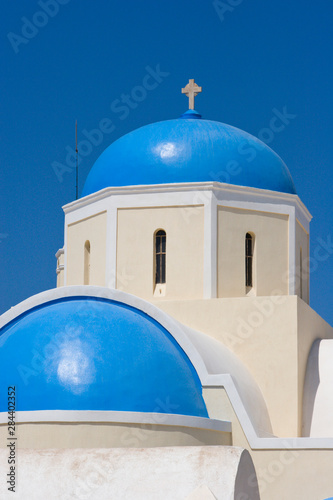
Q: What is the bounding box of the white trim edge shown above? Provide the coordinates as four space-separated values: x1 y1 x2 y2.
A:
0 410 230 433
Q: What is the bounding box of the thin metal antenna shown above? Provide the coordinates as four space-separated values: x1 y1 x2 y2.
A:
75 120 78 200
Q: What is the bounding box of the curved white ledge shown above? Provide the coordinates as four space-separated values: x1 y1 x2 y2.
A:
0 410 231 433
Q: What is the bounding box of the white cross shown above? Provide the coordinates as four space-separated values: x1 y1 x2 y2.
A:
181 79 202 110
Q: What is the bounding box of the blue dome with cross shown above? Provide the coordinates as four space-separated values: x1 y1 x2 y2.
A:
0 296 208 417
82 95 296 197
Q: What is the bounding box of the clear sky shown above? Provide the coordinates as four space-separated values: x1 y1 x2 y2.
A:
1 1 333 324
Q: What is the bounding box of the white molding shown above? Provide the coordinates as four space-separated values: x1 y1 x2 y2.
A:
55 248 64 259
62 182 312 226
56 265 64 275
0 409 230 433
65 200 109 226
106 203 117 289
203 192 217 298
63 216 68 286
202 374 333 450
289 206 296 295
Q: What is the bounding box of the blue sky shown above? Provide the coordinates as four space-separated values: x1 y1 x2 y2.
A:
1 0 333 324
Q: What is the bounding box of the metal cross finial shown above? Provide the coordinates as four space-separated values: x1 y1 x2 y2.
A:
181 79 202 110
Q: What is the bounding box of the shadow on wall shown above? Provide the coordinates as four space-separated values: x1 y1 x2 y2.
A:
302 339 320 436
302 339 333 437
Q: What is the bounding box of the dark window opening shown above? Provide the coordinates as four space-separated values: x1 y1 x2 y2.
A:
155 230 166 284
245 233 253 288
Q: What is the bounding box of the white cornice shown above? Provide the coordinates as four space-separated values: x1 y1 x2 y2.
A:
62 182 312 223
55 248 64 259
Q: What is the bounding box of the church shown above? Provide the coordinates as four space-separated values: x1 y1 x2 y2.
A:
1 80 333 499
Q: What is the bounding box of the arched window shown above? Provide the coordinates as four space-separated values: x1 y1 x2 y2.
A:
155 230 166 284
84 240 90 285
245 233 254 288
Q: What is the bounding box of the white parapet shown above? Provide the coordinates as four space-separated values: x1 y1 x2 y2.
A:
303 339 333 437
0 446 259 500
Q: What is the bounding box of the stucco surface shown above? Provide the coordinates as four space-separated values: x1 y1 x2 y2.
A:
116 205 204 299
156 296 333 437
217 206 289 297
184 325 272 437
67 211 107 286
0 446 259 500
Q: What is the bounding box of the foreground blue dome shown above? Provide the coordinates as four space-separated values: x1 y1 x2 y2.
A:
82 110 296 196
0 297 207 417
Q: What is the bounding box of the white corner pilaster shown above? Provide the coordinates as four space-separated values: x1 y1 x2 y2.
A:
63 214 68 287
288 206 296 295
203 191 217 299
105 204 117 289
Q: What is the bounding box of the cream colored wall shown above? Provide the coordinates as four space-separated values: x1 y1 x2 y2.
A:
116 206 204 299
56 270 64 287
155 296 333 438
66 211 107 286
157 296 298 437
0 422 230 449
250 448 333 500
204 387 333 500
295 219 309 303
204 388 249 447
217 206 289 297
297 299 333 436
